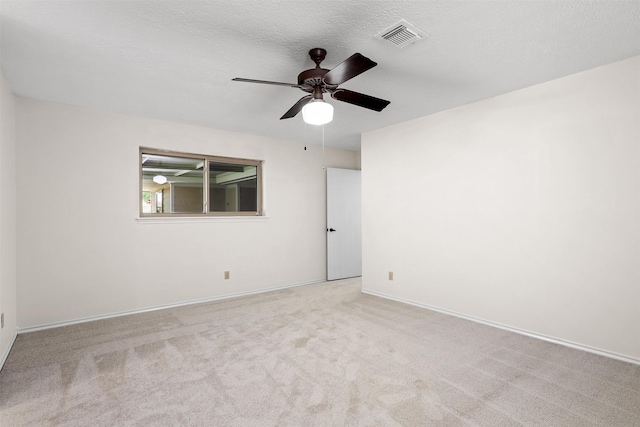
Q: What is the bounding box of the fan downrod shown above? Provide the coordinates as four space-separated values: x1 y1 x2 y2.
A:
308 48 327 67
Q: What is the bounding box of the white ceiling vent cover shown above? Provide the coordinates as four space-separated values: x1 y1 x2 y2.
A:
376 19 428 48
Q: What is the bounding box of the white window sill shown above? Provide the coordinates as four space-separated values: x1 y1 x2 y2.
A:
136 216 269 224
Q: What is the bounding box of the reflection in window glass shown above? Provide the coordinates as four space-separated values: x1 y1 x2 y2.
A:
141 191 152 213
140 149 262 216
209 162 257 212
141 154 204 214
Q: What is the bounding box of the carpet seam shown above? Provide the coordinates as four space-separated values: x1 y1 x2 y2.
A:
497 345 640 397
475 361 623 424
362 289 640 366
479 354 640 419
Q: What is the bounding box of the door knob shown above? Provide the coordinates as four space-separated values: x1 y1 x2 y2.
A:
328 228 336 232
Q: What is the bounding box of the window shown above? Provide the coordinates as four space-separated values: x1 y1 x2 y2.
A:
140 148 262 217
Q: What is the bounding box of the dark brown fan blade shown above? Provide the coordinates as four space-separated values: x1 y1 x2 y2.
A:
323 53 377 85
280 95 313 119
331 89 390 112
232 78 300 88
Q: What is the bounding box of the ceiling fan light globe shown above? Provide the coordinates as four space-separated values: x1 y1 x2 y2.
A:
302 100 333 125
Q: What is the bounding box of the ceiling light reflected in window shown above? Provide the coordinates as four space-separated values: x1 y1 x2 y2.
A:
152 175 168 185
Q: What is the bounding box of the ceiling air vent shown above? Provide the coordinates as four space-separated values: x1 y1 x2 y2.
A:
375 19 428 48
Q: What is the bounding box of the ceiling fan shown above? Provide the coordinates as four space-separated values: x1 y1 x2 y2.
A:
232 48 390 124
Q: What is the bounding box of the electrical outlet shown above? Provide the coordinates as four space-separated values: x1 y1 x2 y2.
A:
224 271 230 280
388 271 394 281
1 313 4 329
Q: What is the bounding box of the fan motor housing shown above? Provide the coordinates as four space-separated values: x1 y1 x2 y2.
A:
298 68 330 89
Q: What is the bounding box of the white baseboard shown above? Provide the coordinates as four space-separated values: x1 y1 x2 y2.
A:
362 289 640 366
0 329 18 371
18 279 325 334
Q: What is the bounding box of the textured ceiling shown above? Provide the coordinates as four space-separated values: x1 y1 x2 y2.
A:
1 1 639 150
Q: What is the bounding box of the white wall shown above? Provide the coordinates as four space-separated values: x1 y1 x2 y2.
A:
362 56 640 361
0 71 17 365
16 98 357 328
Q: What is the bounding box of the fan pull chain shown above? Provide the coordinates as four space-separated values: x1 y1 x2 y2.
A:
322 124 326 170
304 121 307 151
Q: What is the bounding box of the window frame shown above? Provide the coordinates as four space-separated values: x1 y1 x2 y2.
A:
139 147 263 218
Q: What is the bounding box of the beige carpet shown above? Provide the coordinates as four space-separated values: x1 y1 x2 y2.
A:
1 278 639 426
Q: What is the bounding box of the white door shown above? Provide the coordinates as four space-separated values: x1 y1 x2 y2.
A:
327 168 362 280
